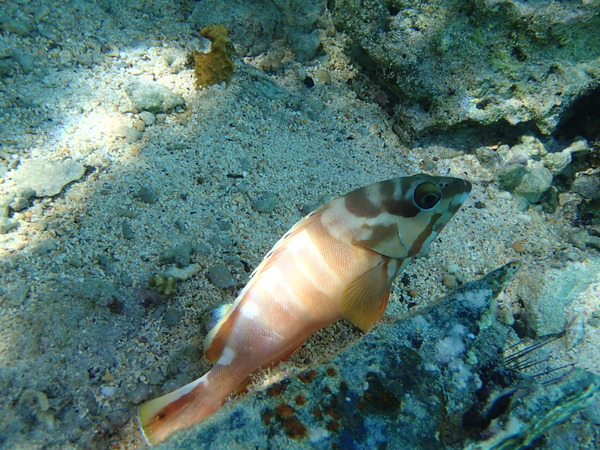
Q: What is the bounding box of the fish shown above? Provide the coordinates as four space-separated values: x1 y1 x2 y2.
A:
138 173 472 445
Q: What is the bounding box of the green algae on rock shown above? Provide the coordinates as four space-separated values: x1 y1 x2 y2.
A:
148 274 178 297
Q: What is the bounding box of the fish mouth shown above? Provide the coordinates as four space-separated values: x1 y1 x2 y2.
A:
444 177 472 201
444 177 472 213
454 178 472 199
463 179 472 194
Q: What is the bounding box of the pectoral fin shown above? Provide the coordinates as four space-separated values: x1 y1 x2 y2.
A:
341 261 391 331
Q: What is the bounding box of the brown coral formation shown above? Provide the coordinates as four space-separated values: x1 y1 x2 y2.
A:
192 25 235 89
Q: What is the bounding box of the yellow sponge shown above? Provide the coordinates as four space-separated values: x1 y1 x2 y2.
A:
193 25 235 88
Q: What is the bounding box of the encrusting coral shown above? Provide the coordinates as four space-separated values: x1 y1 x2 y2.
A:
193 25 235 89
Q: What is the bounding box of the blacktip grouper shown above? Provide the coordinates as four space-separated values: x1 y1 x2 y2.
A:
139 173 472 444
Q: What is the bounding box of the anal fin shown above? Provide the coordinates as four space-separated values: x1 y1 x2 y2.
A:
204 303 236 363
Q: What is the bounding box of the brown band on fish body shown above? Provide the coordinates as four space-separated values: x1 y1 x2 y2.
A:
343 187 381 218
378 179 397 201
382 198 420 217
356 223 400 252
409 213 441 256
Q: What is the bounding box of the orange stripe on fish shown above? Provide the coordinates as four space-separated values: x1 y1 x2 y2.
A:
138 174 471 445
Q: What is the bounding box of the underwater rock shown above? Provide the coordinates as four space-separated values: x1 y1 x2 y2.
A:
10 158 85 197
0 217 18 234
2 281 29 307
207 264 237 289
582 396 600 426
517 257 600 337
0 10 34 36
136 186 159 204
163 309 184 328
568 230 600 251
0 58 15 77
190 1 278 57
494 136 586 204
121 220 135 240
465 368 600 449
329 0 600 140
158 261 595 449
9 187 34 212
572 169 600 200
499 161 553 203
12 52 35 73
114 125 141 144
192 25 235 88
0 193 15 215
159 244 193 268
163 264 202 281
252 191 278 213
190 0 326 59
288 28 322 62
124 79 185 114
138 111 156 126
543 148 572 175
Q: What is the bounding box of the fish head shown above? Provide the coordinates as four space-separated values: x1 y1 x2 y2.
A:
353 174 471 259
403 174 472 256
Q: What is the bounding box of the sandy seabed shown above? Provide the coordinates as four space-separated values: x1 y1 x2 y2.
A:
0 1 598 448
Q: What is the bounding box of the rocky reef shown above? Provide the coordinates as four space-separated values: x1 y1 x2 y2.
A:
190 0 325 63
328 0 600 140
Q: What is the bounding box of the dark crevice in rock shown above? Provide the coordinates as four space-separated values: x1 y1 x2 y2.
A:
412 119 540 151
554 85 600 144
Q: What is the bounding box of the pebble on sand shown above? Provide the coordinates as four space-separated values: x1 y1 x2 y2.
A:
10 158 86 197
252 191 278 213
207 264 237 289
124 79 185 114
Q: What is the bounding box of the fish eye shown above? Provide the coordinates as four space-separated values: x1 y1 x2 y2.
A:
414 182 442 210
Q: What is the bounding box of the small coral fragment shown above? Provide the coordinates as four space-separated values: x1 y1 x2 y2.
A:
148 274 178 297
193 25 235 89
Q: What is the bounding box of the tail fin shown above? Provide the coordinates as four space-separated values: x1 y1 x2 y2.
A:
138 374 224 445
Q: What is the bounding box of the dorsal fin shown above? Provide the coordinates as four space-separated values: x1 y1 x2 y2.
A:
340 261 391 331
202 209 327 363
248 208 326 280
203 303 236 363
